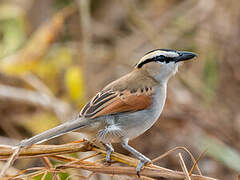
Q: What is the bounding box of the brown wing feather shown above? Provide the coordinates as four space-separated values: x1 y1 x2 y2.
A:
79 88 153 119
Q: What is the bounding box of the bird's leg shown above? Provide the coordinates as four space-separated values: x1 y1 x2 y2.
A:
102 143 114 163
120 139 151 176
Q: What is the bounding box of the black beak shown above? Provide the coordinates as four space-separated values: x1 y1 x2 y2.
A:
175 51 197 62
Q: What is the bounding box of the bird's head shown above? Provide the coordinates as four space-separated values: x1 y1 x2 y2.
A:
135 49 197 83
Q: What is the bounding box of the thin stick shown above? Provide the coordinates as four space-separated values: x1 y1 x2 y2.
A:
58 163 216 180
152 146 202 175
79 152 100 161
41 171 48 180
50 155 217 180
41 157 61 180
55 152 100 168
41 157 53 168
66 174 88 180
178 153 191 180
189 149 207 176
0 147 21 178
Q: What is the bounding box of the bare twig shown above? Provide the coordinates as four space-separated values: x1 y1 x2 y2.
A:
0 161 19 177
57 163 216 180
41 171 48 180
152 146 202 175
0 140 88 160
41 157 53 168
41 157 61 180
0 141 218 180
0 147 21 178
178 153 191 180
189 149 207 176
53 154 215 180
66 173 88 180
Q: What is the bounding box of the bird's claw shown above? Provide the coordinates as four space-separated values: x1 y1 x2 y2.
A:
136 159 151 177
105 154 111 163
104 149 113 165
103 160 111 166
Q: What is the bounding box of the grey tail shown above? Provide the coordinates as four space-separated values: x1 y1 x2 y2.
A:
16 118 88 148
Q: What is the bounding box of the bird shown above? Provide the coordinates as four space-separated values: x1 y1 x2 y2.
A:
16 49 196 175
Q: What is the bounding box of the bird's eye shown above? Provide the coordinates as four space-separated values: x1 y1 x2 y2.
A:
155 55 165 63
155 55 173 64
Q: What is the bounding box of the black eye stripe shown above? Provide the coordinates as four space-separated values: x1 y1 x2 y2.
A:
137 55 175 68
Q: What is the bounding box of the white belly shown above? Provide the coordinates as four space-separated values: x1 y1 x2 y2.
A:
97 85 167 143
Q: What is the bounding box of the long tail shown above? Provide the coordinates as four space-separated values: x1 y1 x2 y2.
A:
16 117 89 148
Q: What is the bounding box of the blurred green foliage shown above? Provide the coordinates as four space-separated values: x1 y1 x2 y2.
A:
34 172 69 180
202 52 218 102
199 135 240 172
0 5 26 58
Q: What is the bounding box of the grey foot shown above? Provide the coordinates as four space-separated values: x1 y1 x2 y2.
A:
136 158 151 177
120 139 151 177
102 143 114 163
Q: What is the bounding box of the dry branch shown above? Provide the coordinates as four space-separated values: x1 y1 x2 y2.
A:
0 84 71 119
0 141 218 180
0 140 88 160
152 146 202 175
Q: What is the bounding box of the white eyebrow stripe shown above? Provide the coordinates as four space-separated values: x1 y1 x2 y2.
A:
152 51 179 58
142 51 179 60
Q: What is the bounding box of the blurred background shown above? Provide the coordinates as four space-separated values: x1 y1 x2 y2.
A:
0 0 239 179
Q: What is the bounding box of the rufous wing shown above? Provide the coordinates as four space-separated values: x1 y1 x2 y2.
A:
79 88 153 119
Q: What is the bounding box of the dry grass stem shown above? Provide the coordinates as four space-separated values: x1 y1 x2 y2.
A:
152 146 202 175
65 174 89 180
0 147 21 178
178 153 191 180
0 141 218 180
41 157 53 168
189 149 207 176
41 171 48 180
